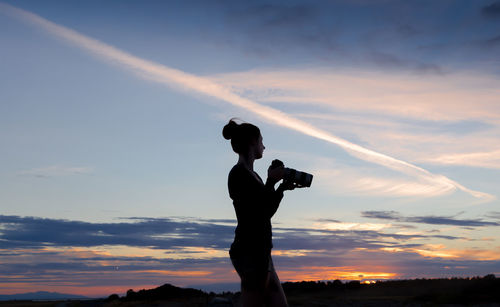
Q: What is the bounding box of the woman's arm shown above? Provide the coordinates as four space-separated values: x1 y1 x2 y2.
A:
264 164 298 217
263 180 284 218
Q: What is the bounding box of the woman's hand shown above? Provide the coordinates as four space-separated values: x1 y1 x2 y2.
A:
278 180 297 193
267 164 284 186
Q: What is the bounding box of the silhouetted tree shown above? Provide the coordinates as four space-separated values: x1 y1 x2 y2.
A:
106 293 120 301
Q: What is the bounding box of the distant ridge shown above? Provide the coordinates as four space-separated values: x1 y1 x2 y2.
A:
124 283 207 301
0 291 91 301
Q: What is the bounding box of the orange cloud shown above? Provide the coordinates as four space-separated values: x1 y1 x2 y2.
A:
132 270 212 277
381 244 500 261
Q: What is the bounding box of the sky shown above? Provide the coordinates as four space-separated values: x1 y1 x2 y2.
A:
1 0 500 297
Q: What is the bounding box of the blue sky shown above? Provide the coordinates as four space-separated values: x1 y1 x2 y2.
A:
1 0 500 296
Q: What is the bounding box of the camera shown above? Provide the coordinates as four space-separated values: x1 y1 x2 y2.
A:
271 159 313 188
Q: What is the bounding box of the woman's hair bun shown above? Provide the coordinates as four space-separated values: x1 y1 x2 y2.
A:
222 120 238 140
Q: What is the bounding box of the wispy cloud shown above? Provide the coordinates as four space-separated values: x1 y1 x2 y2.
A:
316 221 391 231
210 69 500 123
487 212 500 220
362 210 500 227
18 165 93 178
366 51 443 74
0 3 492 200
315 167 456 198
420 150 500 169
289 113 499 171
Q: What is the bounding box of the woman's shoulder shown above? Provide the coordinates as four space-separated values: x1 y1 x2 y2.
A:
228 164 250 194
229 163 248 179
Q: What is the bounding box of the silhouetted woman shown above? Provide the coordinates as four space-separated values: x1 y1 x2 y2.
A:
223 119 294 307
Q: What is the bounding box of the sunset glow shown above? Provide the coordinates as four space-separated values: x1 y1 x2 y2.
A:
279 267 398 282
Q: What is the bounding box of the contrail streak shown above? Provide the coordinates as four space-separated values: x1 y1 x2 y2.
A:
0 3 492 200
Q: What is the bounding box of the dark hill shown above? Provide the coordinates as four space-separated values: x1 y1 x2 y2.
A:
124 283 207 301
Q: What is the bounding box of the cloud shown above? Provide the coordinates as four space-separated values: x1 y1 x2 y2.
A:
0 245 233 296
209 68 500 123
367 51 443 74
0 215 464 252
2 215 498 296
1 218 465 276
316 168 456 197
291 113 497 165
0 215 235 250
230 3 316 28
420 150 500 169
215 1 475 73
482 1 500 18
306 157 464 198
0 3 490 200
210 68 500 189
482 34 500 48
486 212 500 220
362 211 500 227
5 240 500 296
220 2 338 57
18 165 94 178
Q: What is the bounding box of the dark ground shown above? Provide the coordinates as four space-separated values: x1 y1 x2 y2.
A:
2 275 499 306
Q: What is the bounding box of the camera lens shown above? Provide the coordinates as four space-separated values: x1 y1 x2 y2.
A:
284 168 313 187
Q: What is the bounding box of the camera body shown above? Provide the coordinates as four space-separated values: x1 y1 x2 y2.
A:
271 159 313 188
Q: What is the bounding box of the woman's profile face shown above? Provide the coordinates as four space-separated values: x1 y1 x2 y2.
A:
254 134 265 159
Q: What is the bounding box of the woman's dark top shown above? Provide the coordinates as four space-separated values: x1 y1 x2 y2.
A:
228 163 284 258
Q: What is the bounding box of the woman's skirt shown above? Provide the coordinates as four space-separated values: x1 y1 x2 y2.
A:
230 252 274 291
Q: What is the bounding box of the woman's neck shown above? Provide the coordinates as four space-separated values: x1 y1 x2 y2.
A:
238 154 255 171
